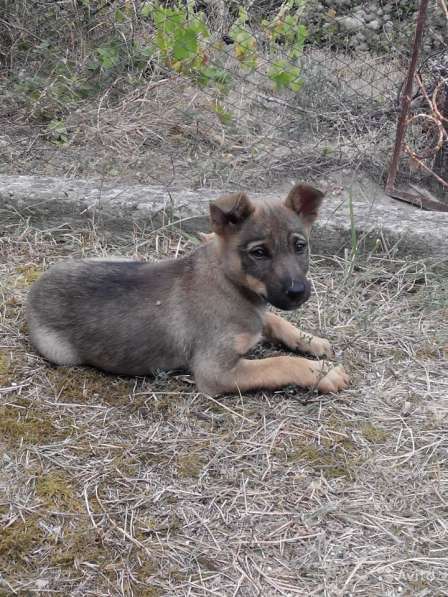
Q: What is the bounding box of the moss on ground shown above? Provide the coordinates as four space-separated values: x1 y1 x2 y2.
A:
135 588 162 597
51 526 107 568
0 405 61 445
0 347 30 387
1 293 24 328
0 518 44 564
361 423 389 444
176 451 206 479
15 265 42 287
35 471 80 511
0 351 12 385
137 450 171 466
46 368 131 404
287 437 361 480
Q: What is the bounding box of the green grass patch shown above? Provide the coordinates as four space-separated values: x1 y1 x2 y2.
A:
46 368 131 404
0 405 61 445
0 518 44 564
361 423 389 444
35 471 80 511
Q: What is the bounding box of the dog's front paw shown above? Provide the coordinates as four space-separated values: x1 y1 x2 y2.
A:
307 336 334 359
317 365 350 394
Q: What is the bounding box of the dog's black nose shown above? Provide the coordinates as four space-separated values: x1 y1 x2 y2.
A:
286 281 306 299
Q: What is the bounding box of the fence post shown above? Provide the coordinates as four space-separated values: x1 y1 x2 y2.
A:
385 0 430 196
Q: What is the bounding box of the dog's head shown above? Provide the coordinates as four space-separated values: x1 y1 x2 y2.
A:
209 183 324 311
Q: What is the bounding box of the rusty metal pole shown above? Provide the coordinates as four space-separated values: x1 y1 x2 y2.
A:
385 0 430 194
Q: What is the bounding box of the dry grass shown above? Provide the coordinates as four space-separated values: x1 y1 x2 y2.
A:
2 1 446 201
1 217 447 596
1 38 406 191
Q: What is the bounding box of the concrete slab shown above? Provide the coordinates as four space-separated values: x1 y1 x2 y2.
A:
1 174 447 263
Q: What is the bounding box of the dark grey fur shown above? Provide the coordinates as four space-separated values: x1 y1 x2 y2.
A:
27 245 264 393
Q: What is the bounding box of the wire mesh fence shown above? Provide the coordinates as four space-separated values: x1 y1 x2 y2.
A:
387 0 448 207
0 1 446 204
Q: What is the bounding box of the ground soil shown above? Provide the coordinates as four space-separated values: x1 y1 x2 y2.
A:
1 218 447 596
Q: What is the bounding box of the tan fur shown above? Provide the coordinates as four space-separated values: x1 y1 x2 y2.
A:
244 275 267 298
263 312 333 358
198 232 216 243
218 234 268 300
234 332 262 355
202 357 348 395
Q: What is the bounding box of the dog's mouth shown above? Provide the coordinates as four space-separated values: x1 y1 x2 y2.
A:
268 295 309 311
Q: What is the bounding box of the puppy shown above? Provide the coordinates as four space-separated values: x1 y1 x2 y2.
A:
27 184 349 395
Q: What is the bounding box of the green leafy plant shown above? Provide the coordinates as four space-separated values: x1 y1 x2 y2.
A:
143 1 232 91
46 119 69 146
10 0 311 131
97 43 121 70
147 4 206 70
263 0 308 91
229 7 257 71
146 0 309 94
268 59 303 92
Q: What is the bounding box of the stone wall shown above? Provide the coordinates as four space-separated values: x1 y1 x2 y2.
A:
1 174 447 263
306 0 446 53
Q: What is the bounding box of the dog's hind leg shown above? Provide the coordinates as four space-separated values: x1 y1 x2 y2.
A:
29 325 81 366
263 312 334 359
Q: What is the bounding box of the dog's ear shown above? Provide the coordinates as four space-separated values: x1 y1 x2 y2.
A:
209 193 254 235
284 183 324 227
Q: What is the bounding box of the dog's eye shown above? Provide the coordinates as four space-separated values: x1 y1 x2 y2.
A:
294 239 307 254
250 246 269 259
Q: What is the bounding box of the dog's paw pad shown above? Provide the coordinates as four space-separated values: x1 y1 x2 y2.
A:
317 365 349 394
308 337 334 359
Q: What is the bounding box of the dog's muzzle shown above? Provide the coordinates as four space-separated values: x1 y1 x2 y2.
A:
268 279 311 311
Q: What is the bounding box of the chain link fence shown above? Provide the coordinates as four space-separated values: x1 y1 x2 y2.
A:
387 0 448 207
0 1 446 204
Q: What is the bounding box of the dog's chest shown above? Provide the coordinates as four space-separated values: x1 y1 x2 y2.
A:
234 331 263 355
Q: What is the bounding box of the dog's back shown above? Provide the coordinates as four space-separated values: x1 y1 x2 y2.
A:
27 257 196 375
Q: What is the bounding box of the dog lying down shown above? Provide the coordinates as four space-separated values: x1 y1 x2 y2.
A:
27 183 349 396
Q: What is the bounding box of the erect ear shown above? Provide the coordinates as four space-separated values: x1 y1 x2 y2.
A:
209 192 254 235
284 183 325 227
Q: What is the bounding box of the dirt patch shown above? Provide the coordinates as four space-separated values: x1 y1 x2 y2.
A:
1 218 447 595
